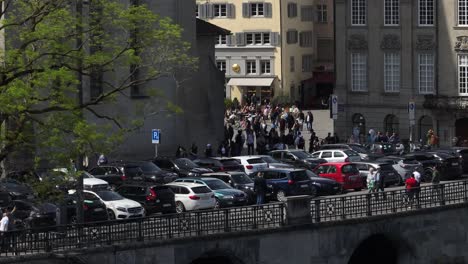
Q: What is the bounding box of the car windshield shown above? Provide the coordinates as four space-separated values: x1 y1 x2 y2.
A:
192 186 212 194
231 173 253 184
220 159 240 166
305 170 319 178
247 158 265 164
136 162 162 172
82 172 94 178
290 170 309 181
350 146 368 154
342 165 359 174
174 158 198 169
205 179 231 190
260 156 280 163
291 151 311 159
95 191 124 201
344 150 359 156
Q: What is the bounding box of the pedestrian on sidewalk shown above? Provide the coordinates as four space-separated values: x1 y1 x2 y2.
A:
405 174 418 209
254 171 267 205
367 168 376 194
374 168 386 200
305 112 314 132
246 129 255 155
431 164 441 201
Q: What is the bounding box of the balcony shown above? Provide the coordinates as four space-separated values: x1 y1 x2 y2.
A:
423 95 468 110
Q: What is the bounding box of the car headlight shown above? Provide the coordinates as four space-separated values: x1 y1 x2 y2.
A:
188 172 198 177
116 207 127 212
10 192 21 196
223 195 234 199
312 182 321 186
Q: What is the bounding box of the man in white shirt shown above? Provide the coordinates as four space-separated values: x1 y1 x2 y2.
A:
0 213 8 232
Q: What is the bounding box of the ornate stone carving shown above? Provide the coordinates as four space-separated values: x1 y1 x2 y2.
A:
416 35 435 50
455 36 468 52
380 34 401 50
347 34 368 50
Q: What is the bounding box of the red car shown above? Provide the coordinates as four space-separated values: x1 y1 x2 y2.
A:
313 162 364 191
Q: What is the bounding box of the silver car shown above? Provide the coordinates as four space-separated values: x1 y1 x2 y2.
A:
354 162 401 187
375 156 424 183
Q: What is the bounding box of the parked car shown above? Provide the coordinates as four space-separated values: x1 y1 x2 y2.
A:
402 152 462 181
375 156 424 183
9 200 56 230
255 155 294 169
353 162 401 187
116 183 176 215
0 178 35 201
193 157 243 172
202 172 256 204
0 192 12 209
83 172 111 191
84 190 145 220
232 156 268 174
311 149 361 163
268 150 327 170
313 162 364 191
367 143 400 156
62 193 109 224
174 177 248 208
250 168 317 201
433 147 468 173
320 144 383 161
87 166 128 188
165 182 216 213
152 157 213 177
305 170 342 196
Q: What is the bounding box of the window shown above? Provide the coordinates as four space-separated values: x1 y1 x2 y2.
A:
322 152 332 158
246 60 256 74
351 53 368 91
246 32 271 45
214 4 227 18
290 56 295 72
351 0 366 25
251 3 264 16
301 6 314 21
216 60 226 72
196 4 199 17
418 53 434 94
299 31 313 47
302 54 313 72
459 0 468 25
317 5 327 23
216 35 227 45
261 60 271 74
287 30 298 44
334 152 344 158
459 55 468 95
384 0 399 26
288 3 297 17
384 53 400 92
419 0 434 26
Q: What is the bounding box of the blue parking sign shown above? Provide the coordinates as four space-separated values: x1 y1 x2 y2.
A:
152 129 160 144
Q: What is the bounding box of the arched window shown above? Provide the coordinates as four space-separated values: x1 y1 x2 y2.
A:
384 114 399 134
352 113 366 136
419 116 433 143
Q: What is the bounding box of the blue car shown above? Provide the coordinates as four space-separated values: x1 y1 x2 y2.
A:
173 177 248 208
250 168 317 202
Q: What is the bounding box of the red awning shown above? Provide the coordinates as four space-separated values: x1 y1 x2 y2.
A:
302 71 334 84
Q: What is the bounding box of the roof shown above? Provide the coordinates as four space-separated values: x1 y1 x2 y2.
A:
166 182 206 188
203 172 246 176
196 18 230 36
258 168 304 173
319 162 354 166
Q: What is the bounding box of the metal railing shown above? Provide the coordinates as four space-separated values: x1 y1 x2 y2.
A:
0 203 285 257
311 180 468 223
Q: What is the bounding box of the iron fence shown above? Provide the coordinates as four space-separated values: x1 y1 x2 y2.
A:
0 203 285 257
311 180 468 223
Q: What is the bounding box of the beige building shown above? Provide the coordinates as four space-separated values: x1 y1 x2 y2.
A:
196 0 334 107
334 0 468 146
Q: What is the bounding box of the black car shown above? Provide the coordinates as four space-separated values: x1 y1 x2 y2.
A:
153 157 213 177
433 147 468 173
193 158 243 172
403 152 462 181
0 178 35 201
62 193 108 224
305 170 342 196
88 166 128 188
268 150 327 170
9 200 56 230
367 143 400 156
116 183 176 215
203 172 257 204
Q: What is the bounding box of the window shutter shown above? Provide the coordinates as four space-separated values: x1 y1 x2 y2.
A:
206 3 214 19
226 35 235 46
199 3 207 19
227 4 235 18
242 3 251 18
236 32 246 46
270 32 280 46
288 3 297 18
264 3 272 18
287 30 298 44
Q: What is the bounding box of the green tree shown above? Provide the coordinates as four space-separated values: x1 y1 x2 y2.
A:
0 0 196 172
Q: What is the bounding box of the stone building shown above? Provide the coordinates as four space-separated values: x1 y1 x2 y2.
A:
334 0 468 146
196 0 334 107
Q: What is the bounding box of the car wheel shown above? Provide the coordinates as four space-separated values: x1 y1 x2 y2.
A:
70 215 77 225
276 190 287 202
310 186 318 198
214 198 221 209
107 209 116 220
175 202 185 213
423 168 433 182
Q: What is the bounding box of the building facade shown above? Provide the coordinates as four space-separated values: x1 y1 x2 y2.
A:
334 0 468 146
196 0 334 107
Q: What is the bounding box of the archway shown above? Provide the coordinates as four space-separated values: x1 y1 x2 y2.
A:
419 116 433 143
384 114 399 134
456 118 468 144
348 234 398 264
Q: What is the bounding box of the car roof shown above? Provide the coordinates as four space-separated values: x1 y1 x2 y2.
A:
118 182 161 188
166 182 207 188
353 161 390 166
179 177 223 181
257 168 305 172
203 172 246 176
318 162 354 167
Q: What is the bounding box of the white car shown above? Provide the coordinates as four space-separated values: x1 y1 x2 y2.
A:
311 149 361 163
84 190 145 220
166 182 216 213
232 156 268 174
83 172 110 191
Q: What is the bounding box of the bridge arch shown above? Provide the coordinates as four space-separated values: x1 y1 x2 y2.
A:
190 249 244 264
348 234 399 264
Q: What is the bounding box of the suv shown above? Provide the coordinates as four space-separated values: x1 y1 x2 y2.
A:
269 150 327 170
152 157 213 177
193 158 243 172
232 156 268 174
202 172 256 204
116 183 176 215
252 168 317 201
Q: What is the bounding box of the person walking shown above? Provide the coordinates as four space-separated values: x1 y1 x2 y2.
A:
305 112 314 131
254 171 268 205
431 164 441 201
246 129 255 155
374 168 386 200
412 171 421 208
367 168 376 194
